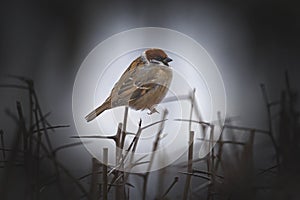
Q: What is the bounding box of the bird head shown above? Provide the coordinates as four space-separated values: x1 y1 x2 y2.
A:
143 48 173 66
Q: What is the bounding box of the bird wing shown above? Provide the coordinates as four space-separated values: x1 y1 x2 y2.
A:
111 66 150 106
111 62 171 107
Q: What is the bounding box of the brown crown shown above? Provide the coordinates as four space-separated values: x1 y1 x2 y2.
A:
145 48 168 61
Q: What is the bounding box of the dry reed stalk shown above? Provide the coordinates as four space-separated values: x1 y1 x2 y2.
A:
0 77 85 199
214 111 224 173
115 122 123 200
142 110 168 200
23 81 66 197
161 177 179 199
260 84 280 168
192 169 224 180
32 90 54 153
115 123 122 165
120 106 129 150
189 89 196 133
179 171 211 181
210 125 215 181
197 138 246 146
0 102 24 199
161 94 190 104
0 130 5 160
117 107 129 200
31 136 89 197
32 83 68 198
32 125 70 133
28 80 34 154
224 125 269 135
33 101 42 200
90 157 101 200
182 131 195 200
102 148 108 200
206 125 215 200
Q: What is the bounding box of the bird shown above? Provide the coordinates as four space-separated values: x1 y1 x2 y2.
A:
85 48 173 122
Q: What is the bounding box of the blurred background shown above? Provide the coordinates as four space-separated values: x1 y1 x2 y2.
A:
0 0 300 199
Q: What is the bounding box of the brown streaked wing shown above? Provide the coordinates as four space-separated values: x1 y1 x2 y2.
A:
129 83 156 103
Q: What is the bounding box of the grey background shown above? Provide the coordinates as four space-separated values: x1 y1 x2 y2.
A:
0 0 300 199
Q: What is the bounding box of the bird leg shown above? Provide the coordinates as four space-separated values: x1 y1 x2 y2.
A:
148 106 159 115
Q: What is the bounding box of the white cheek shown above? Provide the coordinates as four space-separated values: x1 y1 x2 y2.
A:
150 59 166 66
141 51 149 64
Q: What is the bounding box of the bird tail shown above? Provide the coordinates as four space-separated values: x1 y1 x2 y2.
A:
85 100 111 122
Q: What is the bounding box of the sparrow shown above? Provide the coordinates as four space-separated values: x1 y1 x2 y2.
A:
85 48 173 122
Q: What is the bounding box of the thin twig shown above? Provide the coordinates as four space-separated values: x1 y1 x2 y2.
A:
224 125 269 135
179 171 211 181
161 95 190 104
174 119 211 127
0 84 28 90
32 125 70 134
161 177 179 199
257 164 281 176
197 138 246 146
192 169 224 179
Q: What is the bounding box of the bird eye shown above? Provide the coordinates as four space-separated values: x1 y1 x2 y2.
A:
155 56 163 61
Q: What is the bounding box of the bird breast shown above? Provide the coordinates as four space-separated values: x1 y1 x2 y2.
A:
111 63 172 108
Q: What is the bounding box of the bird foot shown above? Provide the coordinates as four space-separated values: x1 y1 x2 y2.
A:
148 107 159 115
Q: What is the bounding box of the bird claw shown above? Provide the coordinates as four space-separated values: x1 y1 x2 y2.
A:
148 107 159 115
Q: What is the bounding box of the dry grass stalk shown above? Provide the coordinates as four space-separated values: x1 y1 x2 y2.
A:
0 102 24 199
90 157 101 200
142 110 168 200
260 84 280 168
0 130 6 160
102 148 108 200
182 131 195 200
161 177 179 199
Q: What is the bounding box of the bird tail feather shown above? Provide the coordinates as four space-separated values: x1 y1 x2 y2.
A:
85 100 111 122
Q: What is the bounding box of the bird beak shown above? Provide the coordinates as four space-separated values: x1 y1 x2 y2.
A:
163 57 173 66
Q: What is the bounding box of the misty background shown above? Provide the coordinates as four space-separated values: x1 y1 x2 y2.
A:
0 0 300 199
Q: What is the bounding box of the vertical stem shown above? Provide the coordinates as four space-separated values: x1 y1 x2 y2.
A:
0 130 5 160
16 101 27 153
143 110 168 200
260 84 280 168
115 123 123 200
248 129 255 173
90 158 100 200
0 102 24 200
119 107 128 200
146 110 168 172
28 81 34 155
33 103 41 200
32 87 66 197
120 107 129 150
215 112 224 172
32 90 53 153
209 125 215 200
210 125 215 177
189 89 196 133
182 131 195 200
116 123 123 164
103 148 108 200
